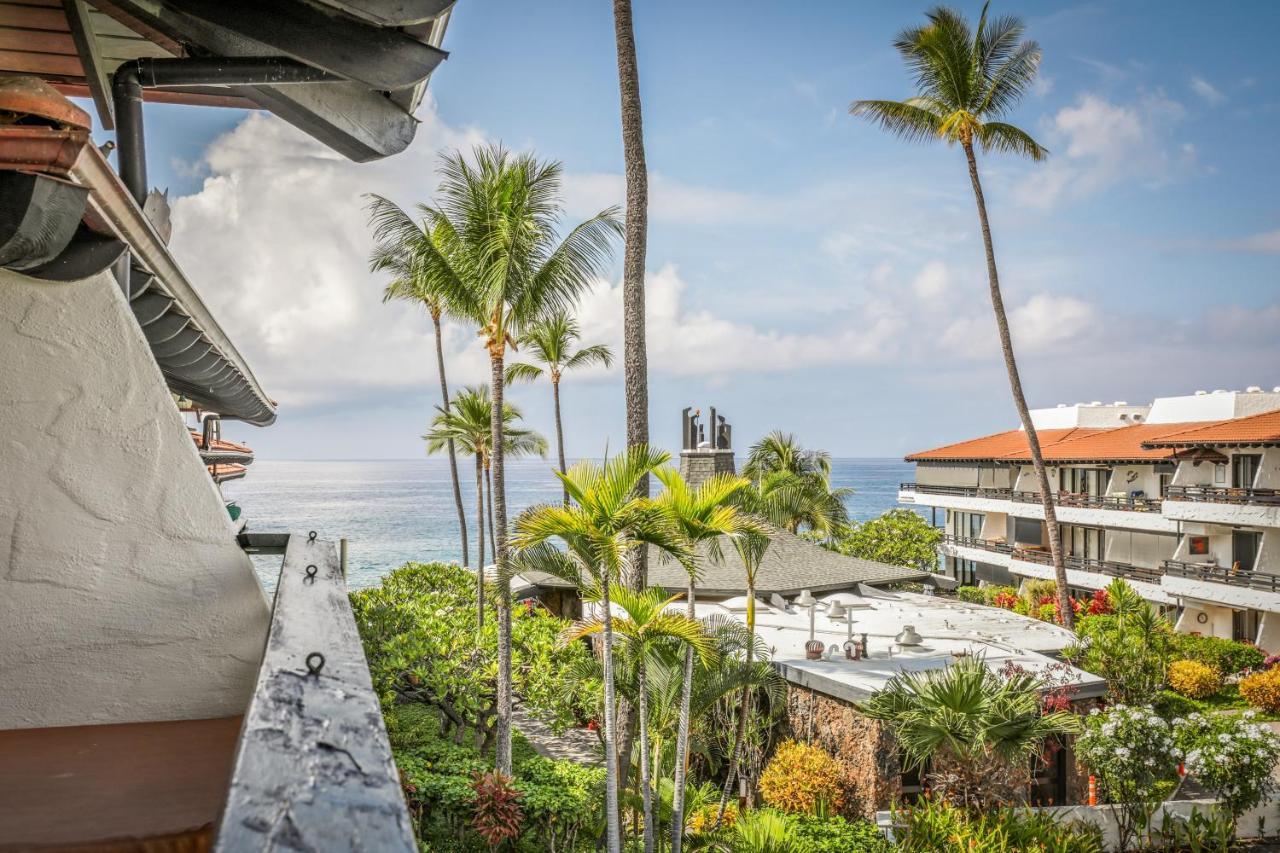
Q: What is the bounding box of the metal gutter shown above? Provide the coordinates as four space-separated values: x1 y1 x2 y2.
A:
70 142 276 425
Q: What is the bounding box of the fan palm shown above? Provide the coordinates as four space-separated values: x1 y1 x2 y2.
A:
859 656 1080 809
849 3 1072 626
512 446 693 853
399 143 621 773
425 385 546 628
505 312 613 505
367 198 469 568
652 468 760 853
566 585 713 853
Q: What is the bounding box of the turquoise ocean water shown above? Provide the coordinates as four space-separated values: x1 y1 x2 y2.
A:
221 458 915 591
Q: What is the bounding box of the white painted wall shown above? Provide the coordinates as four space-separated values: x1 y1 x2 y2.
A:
0 267 270 729
914 463 1012 489
1029 403 1151 429
1146 389 1280 424
1105 530 1177 569
1173 602 1235 639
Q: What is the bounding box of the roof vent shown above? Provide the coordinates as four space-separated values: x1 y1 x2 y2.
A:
1274 387 1280 393
1113 401 1128 406
1056 403 1067 408
1133 414 1143 421
1213 389 1228 395
1246 386 1262 393
1195 390 1208 396
1119 414 1129 421
1090 401 1103 406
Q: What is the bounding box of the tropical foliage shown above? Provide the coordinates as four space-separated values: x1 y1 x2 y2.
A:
822 509 941 572
1166 660 1222 700
1173 711 1280 827
757 740 847 816
1239 666 1280 713
1064 579 1171 705
894 799 1103 853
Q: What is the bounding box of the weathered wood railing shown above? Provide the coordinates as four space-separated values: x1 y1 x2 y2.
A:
216 532 413 851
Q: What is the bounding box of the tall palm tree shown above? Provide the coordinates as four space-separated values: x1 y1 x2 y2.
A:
406 144 622 773
565 585 713 853
745 470 851 536
849 3 1071 626
425 385 547 627
742 431 832 482
513 446 694 853
505 312 614 505
860 655 1080 809
653 468 759 853
367 197 469 567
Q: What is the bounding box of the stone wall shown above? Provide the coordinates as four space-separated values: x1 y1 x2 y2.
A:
0 266 270 729
783 686 902 819
678 448 736 489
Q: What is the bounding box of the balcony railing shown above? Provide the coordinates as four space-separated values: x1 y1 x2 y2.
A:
1164 485 1280 507
218 532 414 851
1011 547 1164 583
1162 559 1280 594
943 534 1013 554
900 482 1012 499
1012 490 1162 513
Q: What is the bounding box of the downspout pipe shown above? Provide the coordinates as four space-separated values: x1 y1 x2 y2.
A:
111 57 339 206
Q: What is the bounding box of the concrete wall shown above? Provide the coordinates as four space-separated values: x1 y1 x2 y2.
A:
1105 530 1177 569
0 267 270 729
915 463 1012 489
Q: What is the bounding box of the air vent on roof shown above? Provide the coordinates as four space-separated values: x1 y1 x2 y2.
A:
1056 403 1067 408
1213 389 1228 394
1114 401 1128 406
1090 401 1103 406
1133 414 1143 421
1247 386 1263 393
1195 390 1208 396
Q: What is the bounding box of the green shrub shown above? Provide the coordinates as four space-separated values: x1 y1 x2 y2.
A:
1153 689 1201 718
789 812 893 852
895 799 1103 852
956 586 986 604
1169 633 1265 675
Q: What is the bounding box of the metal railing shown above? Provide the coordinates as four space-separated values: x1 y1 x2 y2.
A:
900 482 1013 499
1011 548 1165 583
1164 485 1280 506
1012 490 1162 513
943 534 1013 554
1162 559 1280 594
218 532 414 852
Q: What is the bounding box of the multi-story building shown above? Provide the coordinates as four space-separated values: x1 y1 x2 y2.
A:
899 389 1280 647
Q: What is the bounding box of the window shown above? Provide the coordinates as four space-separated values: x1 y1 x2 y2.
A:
1232 454 1262 489
1214 463 1227 484
1064 525 1106 561
1060 467 1108 496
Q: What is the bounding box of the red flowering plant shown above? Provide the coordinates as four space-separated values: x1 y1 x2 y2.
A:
992 591 1019 610
471 770 524 847
999 660 1080 714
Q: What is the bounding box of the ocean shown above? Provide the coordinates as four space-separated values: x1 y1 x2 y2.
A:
221 458 915 592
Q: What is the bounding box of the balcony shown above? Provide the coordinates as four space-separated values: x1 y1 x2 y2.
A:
1007 548 1169 597
1162 559 1280 593
898 483 1014 512
1165 485 1280 506
1012 490 1162 513
1161 486 1280 527
1161 559 1280 612
942 534 1013 554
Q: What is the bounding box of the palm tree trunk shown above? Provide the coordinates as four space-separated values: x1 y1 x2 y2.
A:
490 353 515 774
552 376 569 506
716 587 755 826
961 140 1071 630
434 313 469 567
486 465 497 558
669 581 696 853
475 455 487 637
599 576 623 853
638 659 654 853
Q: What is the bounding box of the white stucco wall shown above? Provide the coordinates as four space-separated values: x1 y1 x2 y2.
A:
913 463 1012 489
0 266 270 729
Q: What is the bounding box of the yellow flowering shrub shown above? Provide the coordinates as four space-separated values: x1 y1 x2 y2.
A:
1240 667 1280 713
686 801 736 834
1167 659 1222 699
758 740 846 816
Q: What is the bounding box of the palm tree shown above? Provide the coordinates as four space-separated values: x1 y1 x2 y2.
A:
409 143 621 773
425 385 546 628
860 655 1080 809
505 312 613 505
565 585 713 853
653 468 759 853
513 446 693 853
849 3 1072 627
716 529 771 825
743 431 832 482
367 197 469 567
745 470 851 537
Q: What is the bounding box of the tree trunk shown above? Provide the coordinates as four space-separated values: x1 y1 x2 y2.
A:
486 465 497 558
638 659 654 853
961 140 1071 630
669 581 696 853
553 376 569 506
599 576 623 853
433 313 469 567
716 585 755 826
490 353 514 774
475 455 486 638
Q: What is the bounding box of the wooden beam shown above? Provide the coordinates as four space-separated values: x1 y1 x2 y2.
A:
0 47 82 76
62 0 112 129
215 534 415 851
0 3 68 31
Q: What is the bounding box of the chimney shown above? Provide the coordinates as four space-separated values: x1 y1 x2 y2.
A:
678 406 736 487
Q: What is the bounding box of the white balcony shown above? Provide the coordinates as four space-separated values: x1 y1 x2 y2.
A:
1161 486 1280 528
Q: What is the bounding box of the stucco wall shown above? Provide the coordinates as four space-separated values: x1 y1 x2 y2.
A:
0 267 270 729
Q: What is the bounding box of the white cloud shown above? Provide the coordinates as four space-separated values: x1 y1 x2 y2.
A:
561 171 761 226
1218 229 1280 253
1189 76 1225 106
1013 91 1197 208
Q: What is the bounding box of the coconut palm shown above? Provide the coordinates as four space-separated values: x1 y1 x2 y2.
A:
743 431 832 482
566 585 713 853
367 197 469 568
860 655 1080 809
513 446 693 853
425 385 546 628
653 468 760 853
735 471 850 537
402 144 621 773
849 4 1072 626
505 312 613 505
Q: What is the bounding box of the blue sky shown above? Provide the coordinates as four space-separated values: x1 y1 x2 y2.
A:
129 1 1280 459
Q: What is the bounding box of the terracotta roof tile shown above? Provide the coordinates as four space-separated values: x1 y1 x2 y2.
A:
998 422 1200 463
905 428 1101 462
1142 409 1280 448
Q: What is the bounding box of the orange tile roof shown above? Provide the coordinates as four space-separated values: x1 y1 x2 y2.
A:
1142 409 1280 448
905 428 1102 462
189 429 253 454
999 422 1200 463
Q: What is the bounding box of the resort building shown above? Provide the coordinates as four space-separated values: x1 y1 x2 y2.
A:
0 3 454 849
900 389 1280 647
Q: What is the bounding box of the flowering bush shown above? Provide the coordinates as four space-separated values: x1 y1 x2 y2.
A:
1076 705 1180 851
1239 666 1280 713
992 590 1020 610
1085 588 1113 616
1170 633 1266 675
1174 711 1280 822
1167 660 1222 699
758 740 847 816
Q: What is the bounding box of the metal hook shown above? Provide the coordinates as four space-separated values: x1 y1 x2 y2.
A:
307 530 318 543
305 652 325 677
304 564 318 584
